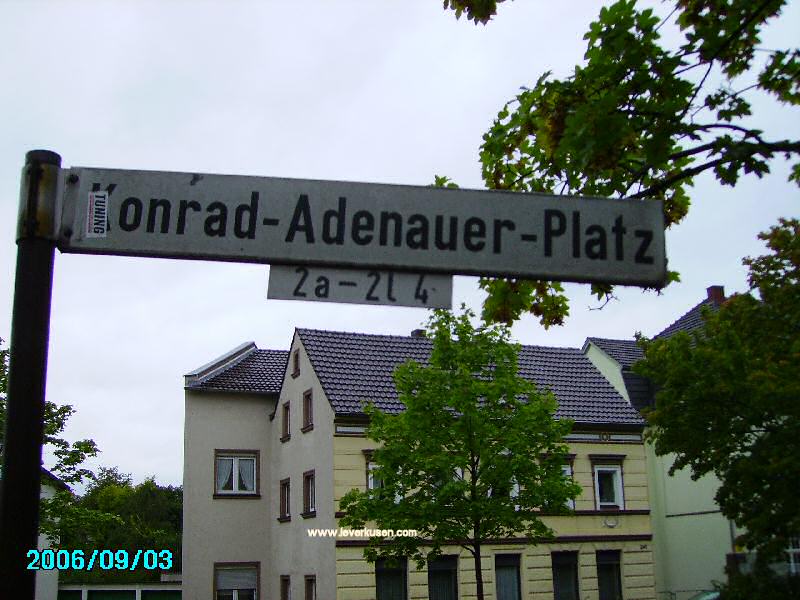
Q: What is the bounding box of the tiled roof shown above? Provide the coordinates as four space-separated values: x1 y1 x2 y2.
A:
654 298 718 340
586 337 643 369
298 329 644 426
621 371 654 412
583 291 723 413
191 349 288 394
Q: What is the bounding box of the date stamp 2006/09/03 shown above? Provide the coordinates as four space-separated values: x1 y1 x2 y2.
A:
27 549 173 571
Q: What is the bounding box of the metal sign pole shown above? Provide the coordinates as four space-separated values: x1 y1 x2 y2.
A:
0 150 61 596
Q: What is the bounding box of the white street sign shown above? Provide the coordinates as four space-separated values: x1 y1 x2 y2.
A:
58 167 667 286
268 266 452 308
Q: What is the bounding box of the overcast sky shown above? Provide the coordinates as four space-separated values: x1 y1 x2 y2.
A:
1 1 797 489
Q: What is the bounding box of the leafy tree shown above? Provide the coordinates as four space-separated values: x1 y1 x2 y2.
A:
1 337 99 485
59 467 183 583
0 337 106 538
635 218 800 565
339 309 579 600
440 0 799 327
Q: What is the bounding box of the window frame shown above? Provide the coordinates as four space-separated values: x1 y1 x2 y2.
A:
280 575 291 600
788 537 800 575
590 454 626 511
595 550 623 600
302 470 316 518
214 450 260 498
304 575 316 600
551 551 580 600
291 349 300 378
214 561 259 600
376 557 408 600
301 389 313 432
281 402 291 442
367 460 382 492
562 458 576 510
495 554 522 600
427 554 458 600
278 477 291 522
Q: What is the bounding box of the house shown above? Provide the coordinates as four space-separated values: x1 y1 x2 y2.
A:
583 286 733 600
183 328 658 599
0 468 71 600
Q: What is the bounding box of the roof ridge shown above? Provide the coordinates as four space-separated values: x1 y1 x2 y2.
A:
185 342 258 388
654 297 715 339
298 327 580 353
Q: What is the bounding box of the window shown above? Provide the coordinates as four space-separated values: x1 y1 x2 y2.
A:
368 460 404 504
291 349 300 378
488 476 519 510
427 555 458 600
376 558 407 600
551 552 579 600
301 390 313 432
304 575 316 600
495 554 521 600
510 478 520 511
302 470 316 517
594 465 624 509
367 461 382 491
281 402 291 442
215 452 258 496
279 478 291 521
215 563 258 600
562 463 576 509
596 550 623 600
280 575 290 600
788 538 800 575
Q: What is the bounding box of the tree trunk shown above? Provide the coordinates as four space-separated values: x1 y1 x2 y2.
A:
473 540 485 600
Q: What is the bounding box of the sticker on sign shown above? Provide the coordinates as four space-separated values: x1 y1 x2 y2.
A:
268 266 452 308
85 191 108 239
58 167 667 287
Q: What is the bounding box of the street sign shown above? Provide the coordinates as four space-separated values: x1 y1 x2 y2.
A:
58 167 667 286
268 265 452 308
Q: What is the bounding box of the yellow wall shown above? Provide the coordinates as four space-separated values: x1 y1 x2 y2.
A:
335 436 650 515
333 434 655 599
336 542 655 600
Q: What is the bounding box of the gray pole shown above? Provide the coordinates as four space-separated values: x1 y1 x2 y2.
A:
0 150 61 596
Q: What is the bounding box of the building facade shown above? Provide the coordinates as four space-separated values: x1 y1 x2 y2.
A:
183 328 658 599
583 286 733 600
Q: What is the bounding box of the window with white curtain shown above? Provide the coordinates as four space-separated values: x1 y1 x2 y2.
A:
215 452 258 495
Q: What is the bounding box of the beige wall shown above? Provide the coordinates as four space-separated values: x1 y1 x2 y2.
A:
334 434 655 599
182 390 275 600
337 541 654 600
584 343 630 402
336 437 650 515
647 447 731 599
267 335 337 598
584 340 730 598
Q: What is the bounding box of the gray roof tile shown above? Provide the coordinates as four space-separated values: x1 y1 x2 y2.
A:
586 337 643 369
584 292 722 413
298 329 643 426
191 349 288 394
655 298 718 339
